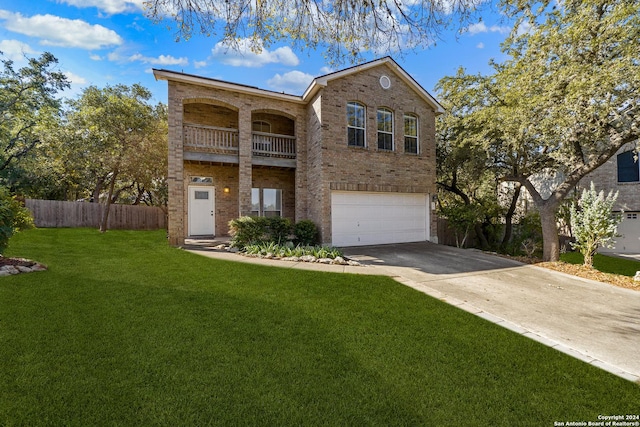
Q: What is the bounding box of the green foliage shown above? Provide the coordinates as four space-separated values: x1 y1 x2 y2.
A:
0 187 33 254
0 52 69 174
504 212 543 257
228 216 269 248
228 216 290 247
3 228 640 424
293 219 318 246
243 242 343 259
570 183 621 267
439 202 483 248
436 0 640 261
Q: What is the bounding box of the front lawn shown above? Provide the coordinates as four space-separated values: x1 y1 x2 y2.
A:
561 251 640 277
1 229 639 425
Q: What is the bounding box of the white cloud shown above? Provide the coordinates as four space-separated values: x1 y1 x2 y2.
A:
0 39 37 62
63 71 87 84
127 53 188 66
194 60 207 69
0 10 123 50
57 0 146 14
476 42 485 49
108 51 188 66
516 20 534 36
466 21 510 35
211 39 299 68
267 70 314 94
89 54 103 60
319 66 333 75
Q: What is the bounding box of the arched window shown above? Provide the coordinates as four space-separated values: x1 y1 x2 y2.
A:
377 108 394 151
404 114 419 154
347 102 366 147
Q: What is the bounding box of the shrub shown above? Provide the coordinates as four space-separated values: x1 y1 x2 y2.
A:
0 188 34 254
505 212 542 256
266 216 292 244
570 182 621 267
293 219 318 246
228 216 269 248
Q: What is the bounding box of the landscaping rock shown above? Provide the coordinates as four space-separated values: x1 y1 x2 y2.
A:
347 260 362 267
634 271 640 282
317 258 333 264
300 255 316 263
227 247 239 253
213 244 227 250
282 257 301 262
0 270 12 277
332 256 346 265
2 266 20 275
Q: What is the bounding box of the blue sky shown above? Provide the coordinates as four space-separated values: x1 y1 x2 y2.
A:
0 0 518 104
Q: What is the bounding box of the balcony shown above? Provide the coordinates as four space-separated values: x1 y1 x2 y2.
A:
252 131 296 159
183 124 296 168
183 124 239 154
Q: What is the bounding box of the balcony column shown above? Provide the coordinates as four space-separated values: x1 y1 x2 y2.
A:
167 88 185 246
237 108 253 216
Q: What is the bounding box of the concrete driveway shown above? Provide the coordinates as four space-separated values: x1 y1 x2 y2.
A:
343 242 640 382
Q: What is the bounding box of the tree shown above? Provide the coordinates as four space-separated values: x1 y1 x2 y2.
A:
503 0 639 261
144 0 483 64
0 187 33 254
436 69 523 251
437 0 639 261
63 84 166 232
570 182 621 268
0 52 68 173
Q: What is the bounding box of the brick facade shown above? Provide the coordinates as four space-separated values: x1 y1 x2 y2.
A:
155 57 442 246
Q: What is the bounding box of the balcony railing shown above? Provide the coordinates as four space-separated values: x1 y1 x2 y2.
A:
183 124 239 153
252 131 296 159
182 124 296 160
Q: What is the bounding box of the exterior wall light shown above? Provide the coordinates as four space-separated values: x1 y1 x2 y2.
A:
223 187 230 194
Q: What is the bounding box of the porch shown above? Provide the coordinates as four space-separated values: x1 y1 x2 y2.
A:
182 104 297 168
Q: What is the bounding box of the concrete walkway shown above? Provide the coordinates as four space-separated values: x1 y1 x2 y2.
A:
185 240 640 383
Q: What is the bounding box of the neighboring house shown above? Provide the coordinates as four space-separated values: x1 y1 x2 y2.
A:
153 57 443 247
581 143 640 253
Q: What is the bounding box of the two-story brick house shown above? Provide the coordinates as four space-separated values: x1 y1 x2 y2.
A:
153 57 443 247
581 143 640 253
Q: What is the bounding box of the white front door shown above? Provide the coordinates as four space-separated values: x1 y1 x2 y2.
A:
188 186 215 236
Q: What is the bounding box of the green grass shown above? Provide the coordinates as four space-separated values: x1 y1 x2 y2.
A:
561 251 640 276
1 228 639 426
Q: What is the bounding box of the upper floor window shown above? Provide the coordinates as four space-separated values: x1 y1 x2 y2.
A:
252 120 271 133
347 102 365 147
404 114 419 154
617 150 639 183
377 108 393 151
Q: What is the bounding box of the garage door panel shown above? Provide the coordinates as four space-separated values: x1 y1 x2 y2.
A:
331 191 429 247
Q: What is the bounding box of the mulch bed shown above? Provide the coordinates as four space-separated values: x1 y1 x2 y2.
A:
0 257 40 268
503 255 639 291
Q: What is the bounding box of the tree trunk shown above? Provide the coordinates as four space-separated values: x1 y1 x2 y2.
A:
501 184 522 251
539 205 560 262
474 223 490 250
99 171 118 233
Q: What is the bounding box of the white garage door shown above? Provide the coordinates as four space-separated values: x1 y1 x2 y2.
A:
331 191 429 247
600 212 640 254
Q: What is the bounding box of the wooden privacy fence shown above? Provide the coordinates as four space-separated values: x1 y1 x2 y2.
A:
25 199 167 230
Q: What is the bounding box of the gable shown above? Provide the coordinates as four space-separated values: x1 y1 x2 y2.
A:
302 57 444 114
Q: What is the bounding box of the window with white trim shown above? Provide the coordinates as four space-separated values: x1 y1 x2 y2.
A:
347 102 366 147
251 188 282 217
404 114 419 154
377 108 393 151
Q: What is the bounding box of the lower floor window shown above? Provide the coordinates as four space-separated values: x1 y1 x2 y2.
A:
251 188 282 217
